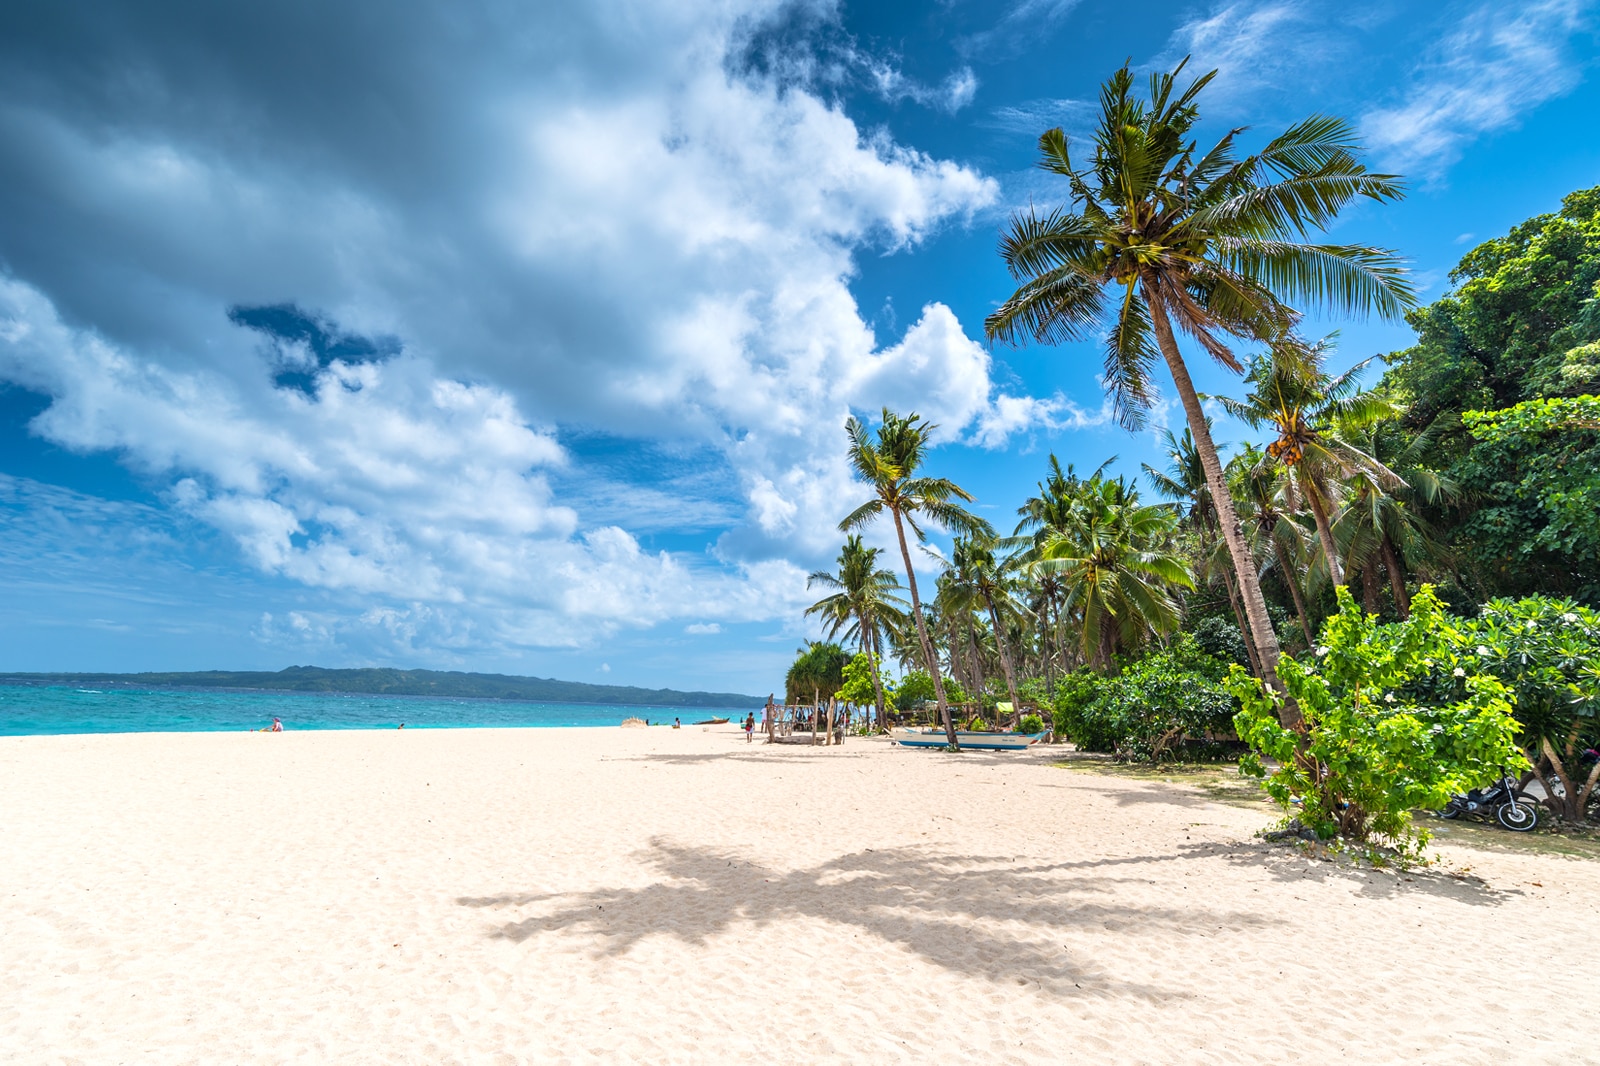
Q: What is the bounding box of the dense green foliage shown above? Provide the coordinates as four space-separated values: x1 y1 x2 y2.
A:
1051 638 1237 761
814 63 1600 838
1230 587 1523 853
893 670 969 710
1381 186 1600 603
836 652 892 712
1458 597 1600 821
785 642 850 705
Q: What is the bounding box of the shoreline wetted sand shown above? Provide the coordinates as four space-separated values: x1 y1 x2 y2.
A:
2 726 1596 1063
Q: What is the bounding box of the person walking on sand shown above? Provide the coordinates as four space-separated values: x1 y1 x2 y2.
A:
744 713 755 743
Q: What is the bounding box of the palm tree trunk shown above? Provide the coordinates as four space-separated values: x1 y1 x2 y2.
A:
1039 594 1055 693
1274 541 1316 646
1380 534 1410 619
965 619 985 700
1218 561 1263 676
1361 563 1381 615
1145 290 1299 729
947 616 966 689
982 588 1023 727
1303 479 1343 587
890 508 958 748
861 613 889 731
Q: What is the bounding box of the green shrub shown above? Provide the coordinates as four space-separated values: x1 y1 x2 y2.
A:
891 671 968 715
1019 713 1045 735
1050 669 1105 745
1457 596 1599 822
1229 586 1523 856
1053 639 1237 761
1190 615 1252 669
1018 677 1052 707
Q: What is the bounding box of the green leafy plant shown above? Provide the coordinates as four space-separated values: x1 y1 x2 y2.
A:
1229 586 1523 856
1020 713 1046 735
1054 639 1237 762
836 653 894 726
1460 596 1599 822
893 671 968 713
1049 669 1105 745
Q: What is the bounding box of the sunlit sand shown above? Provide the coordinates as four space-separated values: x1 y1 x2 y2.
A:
3 726 1594 1063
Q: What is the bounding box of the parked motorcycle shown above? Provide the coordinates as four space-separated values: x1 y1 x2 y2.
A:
1439 768 1538 831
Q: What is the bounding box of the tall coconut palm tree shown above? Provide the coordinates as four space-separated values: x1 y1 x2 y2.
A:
840 409 993 748
806 534 907 728
1210 335 1402 587
986 58 1412 726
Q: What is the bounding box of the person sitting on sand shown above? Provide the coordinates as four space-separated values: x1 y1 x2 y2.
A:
744 713 755 742
271 717 283 732
673 717 681 729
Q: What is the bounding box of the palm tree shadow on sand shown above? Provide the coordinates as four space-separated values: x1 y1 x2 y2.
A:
457 838 1283 999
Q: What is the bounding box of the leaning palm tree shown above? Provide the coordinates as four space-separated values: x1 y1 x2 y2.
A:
986 58 1412 726
840 409 993 748
806 534 908 728
1210 334 1402 586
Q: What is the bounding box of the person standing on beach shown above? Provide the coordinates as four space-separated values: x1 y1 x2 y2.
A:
744 713 755 742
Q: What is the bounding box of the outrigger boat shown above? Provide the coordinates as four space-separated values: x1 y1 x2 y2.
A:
891 728 1048 751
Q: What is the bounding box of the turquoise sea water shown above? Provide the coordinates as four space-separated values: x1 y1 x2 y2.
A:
0 684 744 736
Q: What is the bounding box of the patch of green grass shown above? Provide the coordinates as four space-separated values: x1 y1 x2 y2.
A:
1051 752 1272 811
1420 811 1600 861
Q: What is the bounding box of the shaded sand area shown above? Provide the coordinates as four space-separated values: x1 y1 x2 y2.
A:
3 727 1597 1063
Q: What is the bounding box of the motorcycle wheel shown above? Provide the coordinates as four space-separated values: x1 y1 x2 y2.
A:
1495 802 1538 832
1437 807 1459 819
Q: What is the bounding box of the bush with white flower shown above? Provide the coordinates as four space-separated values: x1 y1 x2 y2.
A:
1230 585 1522 856
1459 596 1600 823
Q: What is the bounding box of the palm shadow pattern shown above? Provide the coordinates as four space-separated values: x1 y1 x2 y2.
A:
458 838 1282 999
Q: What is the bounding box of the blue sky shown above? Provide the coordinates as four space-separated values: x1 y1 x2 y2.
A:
1 0 1596 692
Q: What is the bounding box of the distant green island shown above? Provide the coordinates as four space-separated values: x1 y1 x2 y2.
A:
2 666 764 708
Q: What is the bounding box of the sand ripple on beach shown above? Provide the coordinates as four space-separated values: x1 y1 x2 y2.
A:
1 726 1596 1063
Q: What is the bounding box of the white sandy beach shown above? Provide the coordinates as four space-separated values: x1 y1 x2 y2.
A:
3 724 1597 1064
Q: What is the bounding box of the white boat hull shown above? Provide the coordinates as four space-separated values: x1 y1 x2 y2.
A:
892 728 1046 751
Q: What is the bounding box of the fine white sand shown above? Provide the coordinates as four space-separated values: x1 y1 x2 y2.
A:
3 725 1597 1064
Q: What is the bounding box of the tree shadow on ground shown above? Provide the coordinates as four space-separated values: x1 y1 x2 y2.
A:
1199 838 1513 905
457 838 1279 999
